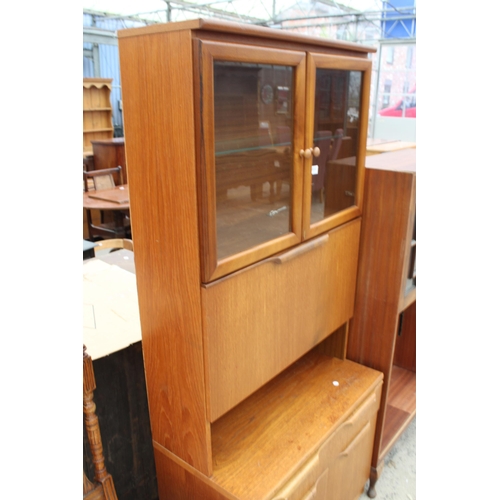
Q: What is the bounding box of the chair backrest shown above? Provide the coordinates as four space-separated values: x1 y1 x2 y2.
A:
312 130 333 191
328 129 344 162
84 166 124 192
94 238 134 252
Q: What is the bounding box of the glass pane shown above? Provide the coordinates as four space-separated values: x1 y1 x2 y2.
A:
377 44 416 118
310 69 362 224
214 62 294 260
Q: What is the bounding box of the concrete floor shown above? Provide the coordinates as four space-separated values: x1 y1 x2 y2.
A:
358 417 416 500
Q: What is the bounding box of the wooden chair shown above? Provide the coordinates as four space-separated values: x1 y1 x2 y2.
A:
312 129 345 203
83 345 118 500
93 238 134 252
83 166 131 241
312 130 333 203
83 166 123 193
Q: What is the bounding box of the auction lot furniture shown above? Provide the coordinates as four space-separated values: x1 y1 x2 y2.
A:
119 19 383 500
82 177 131 241
83 78 114 156
91 138 128 184
347 148 416 498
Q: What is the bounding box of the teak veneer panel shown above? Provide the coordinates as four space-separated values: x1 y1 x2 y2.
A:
347 149 416 491
119 28 212 475
118 18 376 55
203 219 361 421
150 351 382 500
348 167 415 373
210 353 382 499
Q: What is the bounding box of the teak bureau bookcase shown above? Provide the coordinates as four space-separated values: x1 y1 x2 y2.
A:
118 19 383 500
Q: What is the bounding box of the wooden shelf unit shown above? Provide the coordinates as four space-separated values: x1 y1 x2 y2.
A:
347 148 416 498
83 78 114 154
118 18 383 500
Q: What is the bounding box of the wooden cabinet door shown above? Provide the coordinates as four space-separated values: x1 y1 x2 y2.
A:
302 53 372 240
195 40 306 282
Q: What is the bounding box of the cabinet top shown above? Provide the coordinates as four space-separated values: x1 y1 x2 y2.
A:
117 17 376 54
365 148 416 174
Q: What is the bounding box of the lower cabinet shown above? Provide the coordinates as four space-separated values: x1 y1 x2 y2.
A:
152 350 383 500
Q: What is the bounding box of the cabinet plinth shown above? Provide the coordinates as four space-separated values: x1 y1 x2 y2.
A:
347 148 416 497
118 18 381 499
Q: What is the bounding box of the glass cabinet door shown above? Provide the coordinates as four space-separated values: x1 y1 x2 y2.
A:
197 41 306 282
302 54 372 239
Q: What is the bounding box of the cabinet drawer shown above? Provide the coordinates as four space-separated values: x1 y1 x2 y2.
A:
318 382 381 462
272 456 327 500
202 219 361 421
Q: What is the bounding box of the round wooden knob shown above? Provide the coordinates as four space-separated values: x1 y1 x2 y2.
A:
300 149 312 159
312 147 320 157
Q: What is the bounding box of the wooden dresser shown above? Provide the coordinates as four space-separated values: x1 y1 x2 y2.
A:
118 18 383 499
91 138 128 184
347 148 416 497
83 78 114 155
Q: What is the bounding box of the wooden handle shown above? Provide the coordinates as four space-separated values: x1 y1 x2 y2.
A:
271 234 329 264
299 148 312 159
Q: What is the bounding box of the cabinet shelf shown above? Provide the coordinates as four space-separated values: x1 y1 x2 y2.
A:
380 365 416 456
84 107 113 112
211 350 382 499
84 128 114 134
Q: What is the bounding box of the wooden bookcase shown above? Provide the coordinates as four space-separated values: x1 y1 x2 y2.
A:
118 19 383 499
347 148 416 498
83 78 114 155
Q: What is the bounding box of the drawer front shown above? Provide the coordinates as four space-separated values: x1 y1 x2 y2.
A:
202 219 361 421
318 383 381 461
300 470 328 500
272 456 327 500
318 383 382 500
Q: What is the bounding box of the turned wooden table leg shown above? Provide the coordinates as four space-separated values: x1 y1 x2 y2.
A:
83 345 118 500
367 463 383 498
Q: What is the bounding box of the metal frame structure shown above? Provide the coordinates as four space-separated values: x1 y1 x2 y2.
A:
83 1 416 139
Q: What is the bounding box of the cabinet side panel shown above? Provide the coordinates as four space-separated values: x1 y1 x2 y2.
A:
347 168 414 468
153 447 236 500
205 219 361 421
348 169 414 370
119 30 212 474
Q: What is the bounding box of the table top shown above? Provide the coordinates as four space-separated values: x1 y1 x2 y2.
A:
366 138 399 147
83 185 130 210
83 249 139 360
366 140 416 154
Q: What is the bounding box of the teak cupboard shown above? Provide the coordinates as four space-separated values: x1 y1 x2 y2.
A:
118 19 383 500
347 148 416 497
